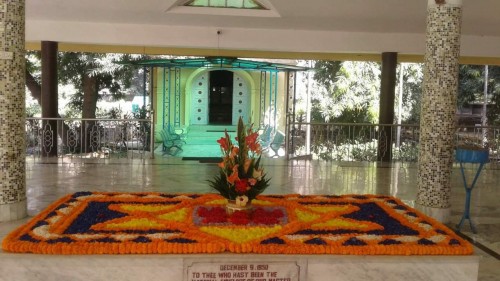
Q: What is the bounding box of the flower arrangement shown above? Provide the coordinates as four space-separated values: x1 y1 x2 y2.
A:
3 192 473 255
209 117 270 207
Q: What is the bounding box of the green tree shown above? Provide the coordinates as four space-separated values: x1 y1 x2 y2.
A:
25 52 143 152
313 60 342 90
58 52 136 119
488 66 500 125
26 52 141 118
397 63 423 124
311 60 380 123
458 65 500 125
458 65 483 107
395 63 500 125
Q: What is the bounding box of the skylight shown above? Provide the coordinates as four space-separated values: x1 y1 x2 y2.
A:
184 0 266 10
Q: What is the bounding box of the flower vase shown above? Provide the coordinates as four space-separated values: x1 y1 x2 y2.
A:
225 199 252 215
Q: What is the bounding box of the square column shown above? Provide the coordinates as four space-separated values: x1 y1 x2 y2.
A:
0 0 27 222
416 0 463 223
41 41 58 157
378 52 397 162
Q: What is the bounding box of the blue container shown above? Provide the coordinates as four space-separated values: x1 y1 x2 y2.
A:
455 148 489 164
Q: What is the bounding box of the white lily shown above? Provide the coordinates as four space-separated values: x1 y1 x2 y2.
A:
235 195 249 206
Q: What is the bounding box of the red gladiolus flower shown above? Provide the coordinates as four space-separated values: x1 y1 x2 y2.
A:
210 117 269 208
227 165 240 184
246 132 261 153
245 132 258 145
235 179 250 194
217 136 229 151
248 142 261 154
230 147 239 158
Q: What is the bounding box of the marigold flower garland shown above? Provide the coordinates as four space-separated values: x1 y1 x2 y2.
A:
1 192 473 255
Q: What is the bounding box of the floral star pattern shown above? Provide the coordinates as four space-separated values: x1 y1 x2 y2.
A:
2 192 472 255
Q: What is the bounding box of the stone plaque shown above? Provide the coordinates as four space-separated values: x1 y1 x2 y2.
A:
185 259 305 281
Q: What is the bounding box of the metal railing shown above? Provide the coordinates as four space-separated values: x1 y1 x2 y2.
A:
26 117 153 159
24 118 500 163
289 122 500 163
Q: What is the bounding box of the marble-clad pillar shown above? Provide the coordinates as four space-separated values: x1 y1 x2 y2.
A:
0 0 27 222
416 0 462 223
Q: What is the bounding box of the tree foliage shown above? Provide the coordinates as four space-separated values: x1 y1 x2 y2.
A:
458 65 500 125
458 65 483 107
305 60 500 127
311 60 380 123
58 53 137 118
25 51 143 118
25 52 146 152
313 60 342 90
397 63 423 124
488 67 500 125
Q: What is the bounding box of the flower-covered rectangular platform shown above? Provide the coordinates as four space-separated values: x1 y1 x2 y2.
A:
2 192 472 255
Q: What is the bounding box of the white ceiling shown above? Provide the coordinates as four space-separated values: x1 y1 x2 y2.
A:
25 0 500 58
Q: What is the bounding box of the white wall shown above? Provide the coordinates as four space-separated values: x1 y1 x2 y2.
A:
26 20 500 58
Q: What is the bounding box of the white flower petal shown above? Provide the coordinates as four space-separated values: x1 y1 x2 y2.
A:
32 225 59 239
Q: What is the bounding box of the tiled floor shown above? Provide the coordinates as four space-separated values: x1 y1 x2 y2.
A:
1 157 499 280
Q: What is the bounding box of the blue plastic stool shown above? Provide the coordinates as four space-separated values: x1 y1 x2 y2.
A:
455 148 489 233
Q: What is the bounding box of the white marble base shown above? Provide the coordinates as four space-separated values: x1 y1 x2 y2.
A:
0 253 479 281
415 203 451 224
0 200 27 222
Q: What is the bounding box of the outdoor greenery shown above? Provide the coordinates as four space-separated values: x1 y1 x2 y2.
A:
310 61 380 123
24 53 500 160
294 60 499 161
59 52 133 119
458 65 500 125
26 52 148 119
25 52 150 153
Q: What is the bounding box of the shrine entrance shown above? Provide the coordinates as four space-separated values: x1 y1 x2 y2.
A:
209 70 233 125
